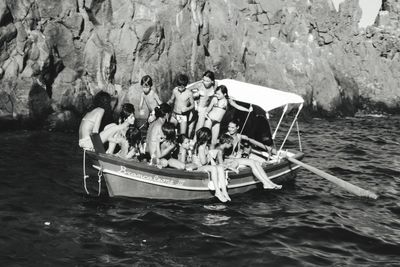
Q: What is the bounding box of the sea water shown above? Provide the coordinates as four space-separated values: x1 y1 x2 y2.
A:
0 116 399 266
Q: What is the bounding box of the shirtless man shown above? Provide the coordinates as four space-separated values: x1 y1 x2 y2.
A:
168 74 194 135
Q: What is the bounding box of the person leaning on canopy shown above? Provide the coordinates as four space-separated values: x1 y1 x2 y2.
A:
204 85 252 148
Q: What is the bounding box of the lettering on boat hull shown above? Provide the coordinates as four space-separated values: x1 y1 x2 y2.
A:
118 166 186 186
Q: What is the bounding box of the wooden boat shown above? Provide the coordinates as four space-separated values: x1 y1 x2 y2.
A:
83 79 305 200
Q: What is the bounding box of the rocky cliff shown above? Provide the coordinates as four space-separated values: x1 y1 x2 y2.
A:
0 0 399 129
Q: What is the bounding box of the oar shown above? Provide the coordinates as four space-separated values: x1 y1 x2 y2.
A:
286 157 378 199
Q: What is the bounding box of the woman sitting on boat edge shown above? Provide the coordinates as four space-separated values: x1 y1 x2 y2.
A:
190 127 231 202
223 120 281 189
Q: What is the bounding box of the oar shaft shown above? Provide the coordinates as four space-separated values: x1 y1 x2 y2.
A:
287 157 378 199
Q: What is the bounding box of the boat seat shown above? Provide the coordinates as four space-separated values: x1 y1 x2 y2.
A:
90 133 106 154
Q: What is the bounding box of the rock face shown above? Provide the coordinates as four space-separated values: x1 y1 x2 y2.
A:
0 0 399 128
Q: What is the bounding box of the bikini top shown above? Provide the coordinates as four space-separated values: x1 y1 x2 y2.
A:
213 97 228 110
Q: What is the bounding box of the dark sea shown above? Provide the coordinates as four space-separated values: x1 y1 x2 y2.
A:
0 116 399 266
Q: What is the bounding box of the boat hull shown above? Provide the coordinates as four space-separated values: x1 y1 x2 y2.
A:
87 151 303 200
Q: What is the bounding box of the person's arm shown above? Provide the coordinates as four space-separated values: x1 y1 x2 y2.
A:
198 146 208 165
184 94 195 112
167 89 176 105
158 143 176 159
139 92 144 110
206 97 217 113
241 134 272 152
92 108 105 133
154 91 162 105
216 149 224 165
229 99 252 112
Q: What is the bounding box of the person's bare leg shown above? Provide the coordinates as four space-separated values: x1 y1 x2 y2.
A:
180 120 187 135
204 118 212 129
168 158 185 170
195 112 206 131
217 166 230 201
199 166 226 202
254 162 282 189
210 123 220 149
235 158 271 188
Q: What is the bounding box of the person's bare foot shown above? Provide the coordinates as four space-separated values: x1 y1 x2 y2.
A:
263 182 282 190
215 191 227 202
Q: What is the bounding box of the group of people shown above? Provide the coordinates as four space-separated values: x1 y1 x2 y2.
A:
78 71 281 203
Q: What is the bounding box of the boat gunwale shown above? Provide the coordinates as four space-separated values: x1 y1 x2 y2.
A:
86 150 304 180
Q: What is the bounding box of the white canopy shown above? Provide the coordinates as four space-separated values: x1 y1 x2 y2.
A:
216 79 304 112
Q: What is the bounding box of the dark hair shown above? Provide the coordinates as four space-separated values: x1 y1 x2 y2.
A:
194 127 211 152
215 85 228 97
154 103 172 119
126 126 141 148
162 122 176 142
140 75 153 87
93 91 111 109
119 103 135 123
203 70 215 84
176 134 189 144
176 74 189 87
218 133 233 145
229 118 241 128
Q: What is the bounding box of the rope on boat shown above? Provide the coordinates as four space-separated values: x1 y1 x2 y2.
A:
97 167 103 196
240 104 252 135
82 150 90 195
231 104 252 154
296 120 302 152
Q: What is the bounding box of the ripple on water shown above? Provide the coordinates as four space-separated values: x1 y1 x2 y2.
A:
0 118 400 266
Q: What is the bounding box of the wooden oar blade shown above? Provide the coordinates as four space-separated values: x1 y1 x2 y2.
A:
287 157 378 200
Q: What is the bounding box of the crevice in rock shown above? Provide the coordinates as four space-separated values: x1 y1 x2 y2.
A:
0 7 13 27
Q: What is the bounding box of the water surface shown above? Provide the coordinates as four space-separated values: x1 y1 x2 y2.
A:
0 116 399 266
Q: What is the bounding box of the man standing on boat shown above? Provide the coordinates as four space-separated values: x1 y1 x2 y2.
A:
168 74 195 135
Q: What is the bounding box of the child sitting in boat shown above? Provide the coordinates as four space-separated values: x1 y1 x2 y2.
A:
155 122 186 169
191 127 230 202
79 91 122 150
204 85 252 147
104 103 136 154
138 75 162 123
146 103 172 161
114 126 142 159
175 134 191 164
168 74 195 135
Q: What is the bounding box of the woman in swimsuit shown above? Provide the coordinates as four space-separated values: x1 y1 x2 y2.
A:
78 91 122 150
204 85 252 147
187 70 217 136
224 120 282 189
191 127 231 202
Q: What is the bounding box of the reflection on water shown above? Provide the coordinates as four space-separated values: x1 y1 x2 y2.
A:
0 116 400 266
